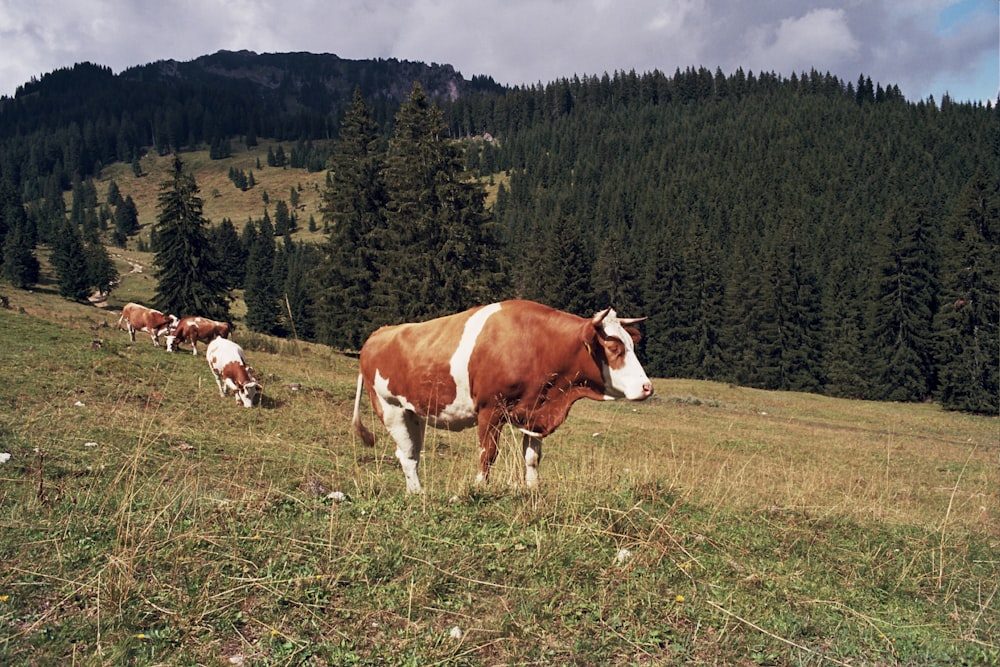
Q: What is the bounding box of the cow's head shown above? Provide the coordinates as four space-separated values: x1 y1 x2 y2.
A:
590 307 653 401
158 315 180 342
226 377 259 408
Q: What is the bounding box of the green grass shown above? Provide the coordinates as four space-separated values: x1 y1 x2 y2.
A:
0 294 997 666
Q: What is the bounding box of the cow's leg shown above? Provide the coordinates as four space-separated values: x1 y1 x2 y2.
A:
213 371 226 397
475 411 503 484
383 406 425 493
191 339 198 355
127 323 136 342
522 434 543 488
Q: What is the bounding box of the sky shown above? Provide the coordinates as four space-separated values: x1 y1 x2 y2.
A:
0 0 996 104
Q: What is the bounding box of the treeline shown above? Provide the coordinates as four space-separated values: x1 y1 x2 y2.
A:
0 51 500 201
0 61 997 413
457 68 998 414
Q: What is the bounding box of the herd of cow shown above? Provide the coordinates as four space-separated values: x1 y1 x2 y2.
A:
115 299 654 492
116 302 259 408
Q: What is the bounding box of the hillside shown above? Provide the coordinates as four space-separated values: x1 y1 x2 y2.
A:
99 141 331 248
0 287 996 664
0 53 997 413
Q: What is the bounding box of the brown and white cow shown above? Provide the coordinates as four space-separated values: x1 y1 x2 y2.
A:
166 316 232 355
206 337 259 408
116 302 178 347
352 300 653 493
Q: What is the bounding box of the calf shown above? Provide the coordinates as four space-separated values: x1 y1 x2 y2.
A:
352 300 653 493
206 337 259 408
166 316 232 355
116 302 178 347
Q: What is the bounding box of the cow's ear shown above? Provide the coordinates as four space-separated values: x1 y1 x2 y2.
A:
624 326 642 344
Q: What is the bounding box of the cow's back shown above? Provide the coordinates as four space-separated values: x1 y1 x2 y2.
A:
470 301 598 405
360 306 490 418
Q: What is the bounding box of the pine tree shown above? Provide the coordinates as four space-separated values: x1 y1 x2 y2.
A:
640 231 687 378
528 214 591 314
933 172 999 414
592 234 640 315
50 218 91 301
314 88 388 348
2 220 40 288
152 157 231 320
378 82 506 323
112 195 139 248
866 199 939 401
84 241 118 296
210 217 247 291
243 216 283 335
0 176 34 281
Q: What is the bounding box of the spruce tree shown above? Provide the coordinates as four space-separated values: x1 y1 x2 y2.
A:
210 217 247 291
152 156 231 321
2 220 40 289
50 218 91 301
84 241 119 296
592 234 641 315
378 82 506 323
933 173 999 414
866 199 939 401
529 214 591 315
112 195 139 248
315 88 387 348
243 216 283 335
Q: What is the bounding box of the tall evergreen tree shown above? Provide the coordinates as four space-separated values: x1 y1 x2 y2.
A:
315 89 388 349
592 234 640 315
112 194 139 247
84 241 119 296
2 220 40 289
152 157 231 320
378 82 505 323
243 216 283 335
640 231 688 378
933 173 999 414
50 218 91 301
210 217 247 291
866 199 939 401
281 238 317 341
527 214 591 315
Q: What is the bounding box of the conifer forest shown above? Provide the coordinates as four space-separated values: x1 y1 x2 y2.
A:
0 54 997 413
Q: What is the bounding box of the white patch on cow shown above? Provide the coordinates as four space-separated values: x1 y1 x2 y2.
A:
434 302 502 426
597 310 653 401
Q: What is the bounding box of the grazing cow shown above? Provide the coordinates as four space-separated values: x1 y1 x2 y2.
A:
116 302 178 347
352 300 653 493
166 316 232 355
206 337 259 408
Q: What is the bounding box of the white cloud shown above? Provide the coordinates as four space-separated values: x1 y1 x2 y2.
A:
743 8 860 74
0 0 994 102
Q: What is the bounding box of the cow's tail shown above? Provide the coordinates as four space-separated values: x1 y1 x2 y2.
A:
352 373 376 447
115 310 126 331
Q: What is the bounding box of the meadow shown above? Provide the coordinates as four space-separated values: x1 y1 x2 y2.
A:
1 268 998 664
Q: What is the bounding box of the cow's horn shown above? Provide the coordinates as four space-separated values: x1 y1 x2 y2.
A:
591 307 612 326
618 316 647 325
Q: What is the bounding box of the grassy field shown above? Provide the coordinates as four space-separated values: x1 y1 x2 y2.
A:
0 282 997 666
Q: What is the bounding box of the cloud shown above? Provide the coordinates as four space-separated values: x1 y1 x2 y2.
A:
0 0 995 102
742 8 860 74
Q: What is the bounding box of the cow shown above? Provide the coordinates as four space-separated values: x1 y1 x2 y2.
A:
206 337 259 408
351 300 653 494
166 316 232 355
116 302 178 347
